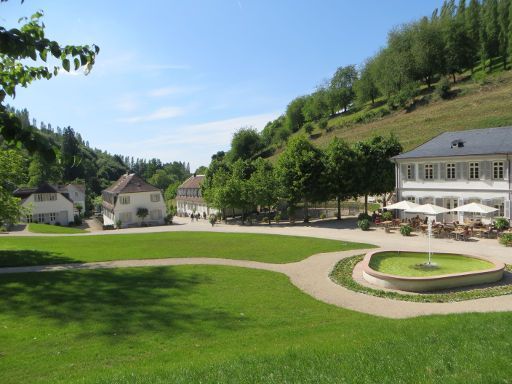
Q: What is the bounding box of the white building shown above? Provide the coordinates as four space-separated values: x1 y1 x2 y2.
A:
13 183 75 225
176 174 218 217
102 173 166 228
56 183 86 215
393 127 511 222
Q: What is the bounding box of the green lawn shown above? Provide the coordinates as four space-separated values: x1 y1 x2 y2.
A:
369 251 495 277
0 232 373 267
1 265 512 383
27 223 87 234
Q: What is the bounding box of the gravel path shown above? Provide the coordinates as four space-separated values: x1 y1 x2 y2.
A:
2 247 512 319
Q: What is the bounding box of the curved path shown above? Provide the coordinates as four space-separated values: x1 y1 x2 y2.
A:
2 248 512 319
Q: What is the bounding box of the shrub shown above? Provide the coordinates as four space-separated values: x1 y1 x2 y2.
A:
494 217 510 231
55 222 61 226
400 224 413 236
274 212 281 223
436 77 451 99
499 233 512 247
303 122 314 135
357 212 371 221
74 214 82 226
319 213 326 220
381 211 393 221
116 219 122 229
261 216 269 224
357 219 370 231
103 224 114 230
318 118 329 130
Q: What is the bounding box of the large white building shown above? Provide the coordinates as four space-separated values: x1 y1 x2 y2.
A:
102 173 166 228
393 127 511 222
13 183 75 225
175 174 218 217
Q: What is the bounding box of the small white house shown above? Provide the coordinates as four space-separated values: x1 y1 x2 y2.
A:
102 173 166 228
393 127 512 222
176 174 218 217
13 183 75 225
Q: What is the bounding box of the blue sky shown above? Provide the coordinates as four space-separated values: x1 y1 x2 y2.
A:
3 0 442 170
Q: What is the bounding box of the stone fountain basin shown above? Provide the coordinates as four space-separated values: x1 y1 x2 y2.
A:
362 250 505 292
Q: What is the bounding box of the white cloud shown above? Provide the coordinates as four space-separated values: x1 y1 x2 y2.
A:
109 111 280 169
115 94 139 112
117 106 187 124
148 85 201 98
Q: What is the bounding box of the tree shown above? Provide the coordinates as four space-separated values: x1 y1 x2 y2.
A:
164 181 181 201
481 0 500 69
61 127 84 181
0 148 28 227
249 158 278 223
354 57 380 105
28 153 62 186
329 65 357 113
275 135 326 222
324 138 357 220
354 135 403 213
498 0 511 68
444 17 473 81
229 127 264 161
148 169 172 190
284 97 307 132
411 17 445 88
0 7 99 160
136 207 149 225
467 0 482 71
302 89 330 121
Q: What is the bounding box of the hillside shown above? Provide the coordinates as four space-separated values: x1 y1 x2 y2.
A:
268 70 512 160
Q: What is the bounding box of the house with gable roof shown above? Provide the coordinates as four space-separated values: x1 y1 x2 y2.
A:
13 183 75 225
102 173 166 228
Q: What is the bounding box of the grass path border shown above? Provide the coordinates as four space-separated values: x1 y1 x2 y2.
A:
330 255 512 303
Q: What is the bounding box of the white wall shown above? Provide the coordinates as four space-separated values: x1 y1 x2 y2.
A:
112 191 166 227
176 199 218 216
21 193 74 225
396 155 511 220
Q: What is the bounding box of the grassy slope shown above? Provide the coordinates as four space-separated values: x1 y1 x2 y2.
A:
369 252 494 277
1 265 512 383
27 223 87 234
0 232 373 267
269 70 512 161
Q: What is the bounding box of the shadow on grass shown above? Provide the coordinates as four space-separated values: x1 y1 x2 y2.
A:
0 266 246 340
0 250 79 268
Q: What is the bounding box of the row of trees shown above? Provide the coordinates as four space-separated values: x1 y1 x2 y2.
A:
202 135 402 222
259 0 512 149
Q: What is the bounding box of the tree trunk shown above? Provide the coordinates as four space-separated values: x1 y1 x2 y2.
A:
268 206 271 225
364 194 368 214
452 73 456 83
337 196 341 220
304 201 309 223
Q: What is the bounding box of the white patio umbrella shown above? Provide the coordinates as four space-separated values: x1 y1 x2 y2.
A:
450 202 498 214
385 201 420 210
405 203 450 215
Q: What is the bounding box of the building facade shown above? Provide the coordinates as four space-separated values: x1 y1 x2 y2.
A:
102 173 166 228
176 175 218 217
393 127 511 222
13 183 75 225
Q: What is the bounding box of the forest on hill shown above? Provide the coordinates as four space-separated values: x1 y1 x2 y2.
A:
2 107 193 213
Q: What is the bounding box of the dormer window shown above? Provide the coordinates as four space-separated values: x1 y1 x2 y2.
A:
451 139 464 148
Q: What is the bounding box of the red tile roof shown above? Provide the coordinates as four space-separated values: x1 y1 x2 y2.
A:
103 173 160 194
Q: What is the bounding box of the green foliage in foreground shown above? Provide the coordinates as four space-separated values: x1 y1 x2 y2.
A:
1 265 512 383
27 223 87 234
0 232 373 267
369 251 494 277
331 255 512 303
